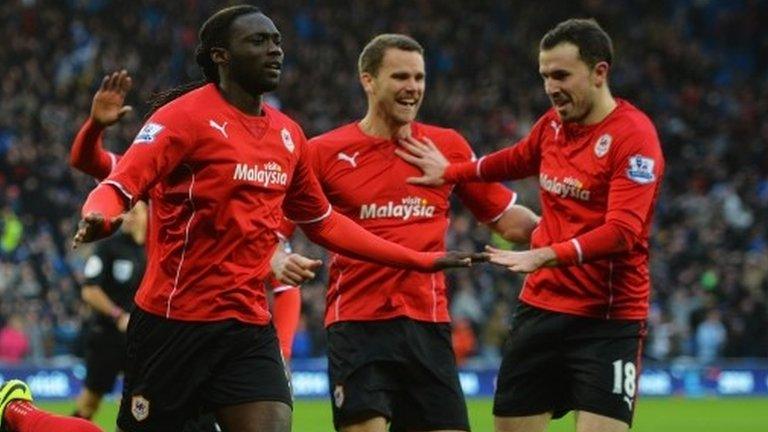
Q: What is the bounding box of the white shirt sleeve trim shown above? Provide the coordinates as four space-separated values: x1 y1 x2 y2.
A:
291 204 332 224
476 156 487 180
272 285 300 294
488 193 518 223
571 238 583 264
102 180 134 203
108 152 117 172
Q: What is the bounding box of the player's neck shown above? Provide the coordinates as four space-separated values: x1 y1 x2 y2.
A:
217 80 264 116
579 91 617 126
359 111 411 139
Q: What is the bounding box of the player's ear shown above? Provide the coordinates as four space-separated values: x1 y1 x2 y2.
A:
210 47 230 66
592 61 610 87
359 72 375 95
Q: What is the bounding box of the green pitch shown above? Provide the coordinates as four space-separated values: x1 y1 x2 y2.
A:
39 397 768 431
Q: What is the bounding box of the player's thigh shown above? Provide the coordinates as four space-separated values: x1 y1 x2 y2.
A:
117 309 217 431
394 321 469 432
494 413 552 432
329 360 397 431
493 304 567 418
575 410 629 432
328 321 405 430
200 323 292 411
565 319 645 428
215 400 291 432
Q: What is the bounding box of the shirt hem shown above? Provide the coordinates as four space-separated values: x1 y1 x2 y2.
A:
135 301 272 325
519 295 647 320
324 312 451 327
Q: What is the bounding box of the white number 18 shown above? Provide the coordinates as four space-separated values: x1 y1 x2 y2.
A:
612 359 636 397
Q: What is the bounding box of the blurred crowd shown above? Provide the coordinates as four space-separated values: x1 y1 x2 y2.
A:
0 0 766 366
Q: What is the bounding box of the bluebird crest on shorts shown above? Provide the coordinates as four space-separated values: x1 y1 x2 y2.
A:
133 122 164 144
333 384 345 408
626 154 656 184
281 128 295 153
131 395 150 421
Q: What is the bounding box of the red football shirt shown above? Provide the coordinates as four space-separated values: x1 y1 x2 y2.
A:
447 99 664 319
308 122 515 326
104 84 331 324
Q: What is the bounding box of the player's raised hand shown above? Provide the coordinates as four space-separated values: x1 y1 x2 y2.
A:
91 70 133 127
73 212 123 249
432 251 489 270
485 246 556 273
271 251 323 285
394 136 449 186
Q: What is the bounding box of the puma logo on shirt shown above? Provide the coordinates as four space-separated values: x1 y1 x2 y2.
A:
209 119 229 139
337 151 360 168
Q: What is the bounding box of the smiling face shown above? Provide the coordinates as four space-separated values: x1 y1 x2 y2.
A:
222 13 284 95
361 48 425 126
539 42 607 124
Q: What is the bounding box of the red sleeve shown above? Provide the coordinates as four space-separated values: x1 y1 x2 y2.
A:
70 118 117 181
104 107 194 204
299 211 441 271
444 116 546 184
445 130 517 222
552 126 664 265
80 183 130 235
82 183 128 219
272 286 300 361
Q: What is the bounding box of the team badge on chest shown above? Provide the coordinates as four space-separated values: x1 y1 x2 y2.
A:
281 128 295 153
594 133 612 158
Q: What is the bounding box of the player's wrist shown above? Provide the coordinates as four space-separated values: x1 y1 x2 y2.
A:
549 241 578 266
86 115 108 130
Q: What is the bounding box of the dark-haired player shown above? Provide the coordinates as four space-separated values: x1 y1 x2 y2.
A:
398 18 664 432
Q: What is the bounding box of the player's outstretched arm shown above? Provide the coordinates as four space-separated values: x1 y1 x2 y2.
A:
73 184 128 249
485 245 558 273
70 70 133 180
299 210 485 271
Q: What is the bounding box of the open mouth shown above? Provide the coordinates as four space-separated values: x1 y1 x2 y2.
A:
264 61 282 71
395 98 418 108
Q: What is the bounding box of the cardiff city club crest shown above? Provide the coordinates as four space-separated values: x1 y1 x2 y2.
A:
131 395 150 421
594 133 612 158
333 385 345 408
281 128 295 153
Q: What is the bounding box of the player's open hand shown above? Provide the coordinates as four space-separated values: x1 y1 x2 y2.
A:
485 246 556 273
432 251 489 270
394 136 448 186
91 70 133 127
271 251 323 285
73 212 123 249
